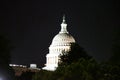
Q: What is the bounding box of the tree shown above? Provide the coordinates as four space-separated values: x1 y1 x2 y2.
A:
0 35 15 80
59 43 91 65
55 58 99 80
32 43 120 80
32 70 54 80
0 35 13 66
18 71 35 80
99 62 120 80
110 27 120 65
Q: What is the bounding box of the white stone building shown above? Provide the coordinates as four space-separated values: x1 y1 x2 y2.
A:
43 16 75 71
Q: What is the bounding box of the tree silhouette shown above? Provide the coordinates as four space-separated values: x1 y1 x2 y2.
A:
33 58 120 80
18 71 35 80
0 35 12 66
59 43 91 65
32 42 120 80
110 27 120 65
0 35 15 80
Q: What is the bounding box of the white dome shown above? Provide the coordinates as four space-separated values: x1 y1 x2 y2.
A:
51 15 75 46
51 33 75 46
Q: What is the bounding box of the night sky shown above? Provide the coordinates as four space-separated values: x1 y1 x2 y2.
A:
0 0 119 66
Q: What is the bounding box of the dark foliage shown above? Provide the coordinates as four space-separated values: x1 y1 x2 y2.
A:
17 71 35 80
32 42 120 80
33 58 120 80
59 43 91 65
0 35 15 80
0 35 13 66
110 27 120 65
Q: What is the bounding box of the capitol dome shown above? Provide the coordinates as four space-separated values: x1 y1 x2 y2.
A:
51 33 75 46
51 16 75 47
43 15 76 71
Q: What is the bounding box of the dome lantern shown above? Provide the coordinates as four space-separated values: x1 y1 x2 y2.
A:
59 15 68 33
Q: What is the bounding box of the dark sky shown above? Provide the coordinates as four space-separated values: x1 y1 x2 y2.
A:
0 0 119 66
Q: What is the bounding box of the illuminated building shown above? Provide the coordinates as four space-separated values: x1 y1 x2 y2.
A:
9 64 40 76
43 16 75 71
